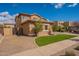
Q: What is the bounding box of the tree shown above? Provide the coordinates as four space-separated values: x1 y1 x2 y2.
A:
52 25 62 32
33 20 42 36
52 25 57 31
63 22 69 32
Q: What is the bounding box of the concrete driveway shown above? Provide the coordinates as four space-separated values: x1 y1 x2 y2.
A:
12 37 79 56
0 35 37 56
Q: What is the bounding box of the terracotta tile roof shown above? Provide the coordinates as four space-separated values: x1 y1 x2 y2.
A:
18 13 31 17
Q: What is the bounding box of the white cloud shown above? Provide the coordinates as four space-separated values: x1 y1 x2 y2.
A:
54 3 65 9
0 12 8 16
52 3 78 9
0 11 18 24
68 3 78 7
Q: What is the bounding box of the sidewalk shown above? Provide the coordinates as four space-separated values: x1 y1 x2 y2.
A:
54 32 79 36
12 37 79 56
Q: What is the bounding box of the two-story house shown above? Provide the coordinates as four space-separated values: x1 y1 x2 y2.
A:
15 13 53 36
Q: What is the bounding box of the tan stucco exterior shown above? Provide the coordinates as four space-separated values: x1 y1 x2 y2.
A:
0 24 14 36
3 24 14 36
68 21 79 26
21 22 29 35
15 13 53 36
53 21 65 27
53 21 79 27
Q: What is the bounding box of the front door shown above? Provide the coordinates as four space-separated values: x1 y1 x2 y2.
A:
19 28 23 35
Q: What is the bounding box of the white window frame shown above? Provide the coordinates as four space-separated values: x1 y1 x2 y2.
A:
43 24 49 31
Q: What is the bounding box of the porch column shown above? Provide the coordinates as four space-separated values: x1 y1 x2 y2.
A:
29 23 35 34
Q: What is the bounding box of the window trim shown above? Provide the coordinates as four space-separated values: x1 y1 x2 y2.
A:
43 24 49 31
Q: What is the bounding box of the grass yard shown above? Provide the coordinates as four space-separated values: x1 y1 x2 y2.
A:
35 34 76 46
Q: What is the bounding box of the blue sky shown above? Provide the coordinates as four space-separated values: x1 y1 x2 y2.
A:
0 3 79 23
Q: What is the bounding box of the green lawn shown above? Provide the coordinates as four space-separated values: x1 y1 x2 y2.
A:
35 34 76 46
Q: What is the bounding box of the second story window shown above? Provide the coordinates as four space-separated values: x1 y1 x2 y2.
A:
33 17 40 21
21 16 29 22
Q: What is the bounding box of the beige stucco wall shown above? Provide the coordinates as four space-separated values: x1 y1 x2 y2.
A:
15 16 21 28
21 22 36 35
31 15 41 21
21 23 29 35
42 24 52 31
21 22 53 36
15 14 53 36
4 27 13 36
58 21 64 27
68 22 79 26
38 23 53 36
3 25 14 36
29 23 35 34
31 14 47 22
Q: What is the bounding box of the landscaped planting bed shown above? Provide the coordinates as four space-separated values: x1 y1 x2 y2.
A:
35 34 76 46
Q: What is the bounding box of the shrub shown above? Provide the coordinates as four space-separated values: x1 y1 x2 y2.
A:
52 25 62 32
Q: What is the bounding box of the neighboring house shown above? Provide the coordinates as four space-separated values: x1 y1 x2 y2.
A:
68 21 79 27
53 21 79 27
68 22 79 33
15 13 53 36
53 21 79 33
53 21 65 27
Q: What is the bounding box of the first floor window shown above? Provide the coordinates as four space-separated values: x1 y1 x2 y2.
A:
45 25 48 30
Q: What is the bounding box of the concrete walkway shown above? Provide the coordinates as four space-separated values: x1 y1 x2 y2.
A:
12 36 79 56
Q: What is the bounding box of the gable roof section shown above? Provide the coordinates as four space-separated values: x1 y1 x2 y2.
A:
18 13 31 17
31 14 47 21
16 13 48 25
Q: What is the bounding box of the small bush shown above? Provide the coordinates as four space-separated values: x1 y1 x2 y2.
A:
65 50 76 56
75 46 79 50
